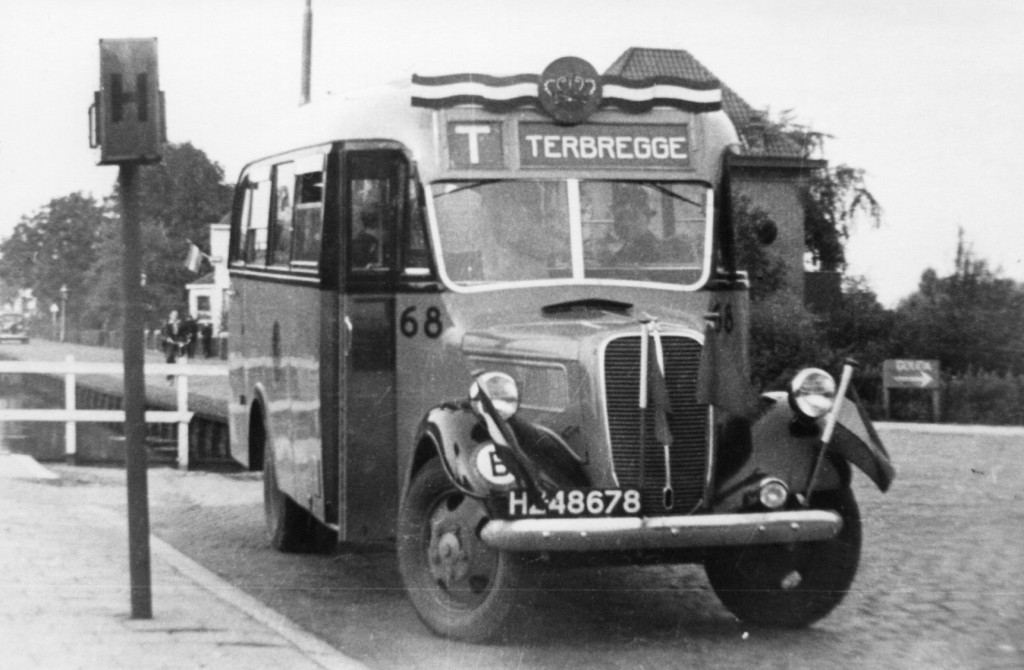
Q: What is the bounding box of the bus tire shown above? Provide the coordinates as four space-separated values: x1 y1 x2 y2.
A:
262 431 321 553
704 487 862 628
397 458 530 643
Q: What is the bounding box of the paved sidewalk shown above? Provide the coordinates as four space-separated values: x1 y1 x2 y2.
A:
875 420 1024 436
0 454 366 670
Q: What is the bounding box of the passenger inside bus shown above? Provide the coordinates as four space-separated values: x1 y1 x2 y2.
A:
352 208 381 268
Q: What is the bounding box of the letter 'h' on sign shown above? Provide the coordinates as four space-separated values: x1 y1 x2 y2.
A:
92 38 165 165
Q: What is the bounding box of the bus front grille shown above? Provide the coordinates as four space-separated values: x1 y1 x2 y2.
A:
603 334 709 515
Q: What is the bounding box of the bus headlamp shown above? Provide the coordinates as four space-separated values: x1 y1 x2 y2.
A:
470 372 520 420
788 367 836 420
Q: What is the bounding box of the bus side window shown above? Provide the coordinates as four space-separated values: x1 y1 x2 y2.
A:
269 162 295 266
232 179 253 265
244 178 271 265
292 170 324 264
402 175 431 274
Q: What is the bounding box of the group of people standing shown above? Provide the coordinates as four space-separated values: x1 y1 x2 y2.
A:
161 310 215 363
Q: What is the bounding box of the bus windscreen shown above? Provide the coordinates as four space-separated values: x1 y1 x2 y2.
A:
432 179 710 287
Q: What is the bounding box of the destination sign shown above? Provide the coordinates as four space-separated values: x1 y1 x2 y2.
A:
519 123 689 169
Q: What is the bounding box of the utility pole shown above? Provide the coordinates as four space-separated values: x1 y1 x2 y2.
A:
300 0 313 105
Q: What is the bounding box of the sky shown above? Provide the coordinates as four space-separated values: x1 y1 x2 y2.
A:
1 0 1022 306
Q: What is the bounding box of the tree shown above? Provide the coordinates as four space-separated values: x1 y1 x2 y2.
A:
0 192 106 323
85 142 233 328
0 143 232 331
818 276 894 360
78 217 186 329
742 110 882 272
802 164 882 271
892 229 1024 374
118 142 234 247
733 111 890 387
749 291 828 390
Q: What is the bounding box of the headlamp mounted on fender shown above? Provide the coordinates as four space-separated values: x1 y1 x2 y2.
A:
788 367 836 420
470 371 520 420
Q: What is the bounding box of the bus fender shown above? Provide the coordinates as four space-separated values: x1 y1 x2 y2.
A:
712 394 848 512
412 403 589 499
714 392 893 511
413 402 495 497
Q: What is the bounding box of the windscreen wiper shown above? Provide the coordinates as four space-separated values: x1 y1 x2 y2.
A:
433 180 501 199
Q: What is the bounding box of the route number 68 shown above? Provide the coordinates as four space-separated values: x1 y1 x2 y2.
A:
400 305 443 339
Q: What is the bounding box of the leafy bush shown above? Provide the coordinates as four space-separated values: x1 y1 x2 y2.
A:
749 292 829 390
942 371 1024 425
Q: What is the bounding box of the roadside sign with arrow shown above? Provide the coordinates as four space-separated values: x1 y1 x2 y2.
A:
882 359 942 422
883 359 940 389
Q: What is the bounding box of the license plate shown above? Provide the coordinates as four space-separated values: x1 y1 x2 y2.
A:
506 488 641 518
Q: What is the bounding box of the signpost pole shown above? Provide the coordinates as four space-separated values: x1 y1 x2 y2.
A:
120 163 152 619
95 36 163 620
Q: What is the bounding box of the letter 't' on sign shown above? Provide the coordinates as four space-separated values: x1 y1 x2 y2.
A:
94 38 165 165
447 122 504 169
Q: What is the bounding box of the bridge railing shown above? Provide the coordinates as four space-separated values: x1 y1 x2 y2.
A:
0 356 226 469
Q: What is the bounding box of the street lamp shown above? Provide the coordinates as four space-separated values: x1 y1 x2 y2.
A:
59 284 68 343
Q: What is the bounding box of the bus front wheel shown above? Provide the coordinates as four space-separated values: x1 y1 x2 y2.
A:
397 458 529 643
704 487 862 628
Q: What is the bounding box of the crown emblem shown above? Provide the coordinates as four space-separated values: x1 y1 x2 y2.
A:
538 57 603 125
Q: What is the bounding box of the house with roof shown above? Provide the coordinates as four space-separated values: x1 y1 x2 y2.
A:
606 47 837 306
185 217 231 338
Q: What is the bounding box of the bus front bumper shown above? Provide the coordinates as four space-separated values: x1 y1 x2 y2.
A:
480 509 842 552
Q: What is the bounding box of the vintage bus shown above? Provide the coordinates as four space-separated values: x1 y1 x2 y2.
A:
227 56 894 642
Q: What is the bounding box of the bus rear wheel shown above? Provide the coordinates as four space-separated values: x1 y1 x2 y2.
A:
397 458 529 643
261 422 323 553
704 487 862 628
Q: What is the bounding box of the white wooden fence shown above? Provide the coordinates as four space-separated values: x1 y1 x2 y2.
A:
0 356 226 469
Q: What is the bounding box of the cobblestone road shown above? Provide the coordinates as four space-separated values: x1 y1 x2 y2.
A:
17 426 1024 669
829 429 1024 669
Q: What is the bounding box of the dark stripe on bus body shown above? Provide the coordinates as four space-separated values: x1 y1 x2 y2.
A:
601 74 723 91
412 72 539 86
411 95 539 111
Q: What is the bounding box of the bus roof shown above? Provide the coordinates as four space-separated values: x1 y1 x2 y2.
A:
242 71 740 184
249 81 434 167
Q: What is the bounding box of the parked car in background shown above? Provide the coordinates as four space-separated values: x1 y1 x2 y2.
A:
0 313 29 344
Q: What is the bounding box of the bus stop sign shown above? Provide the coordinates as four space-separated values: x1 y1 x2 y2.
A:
94 38 164 165
883 359 940 389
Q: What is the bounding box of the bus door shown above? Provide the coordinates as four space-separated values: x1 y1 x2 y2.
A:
337 147 408 542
